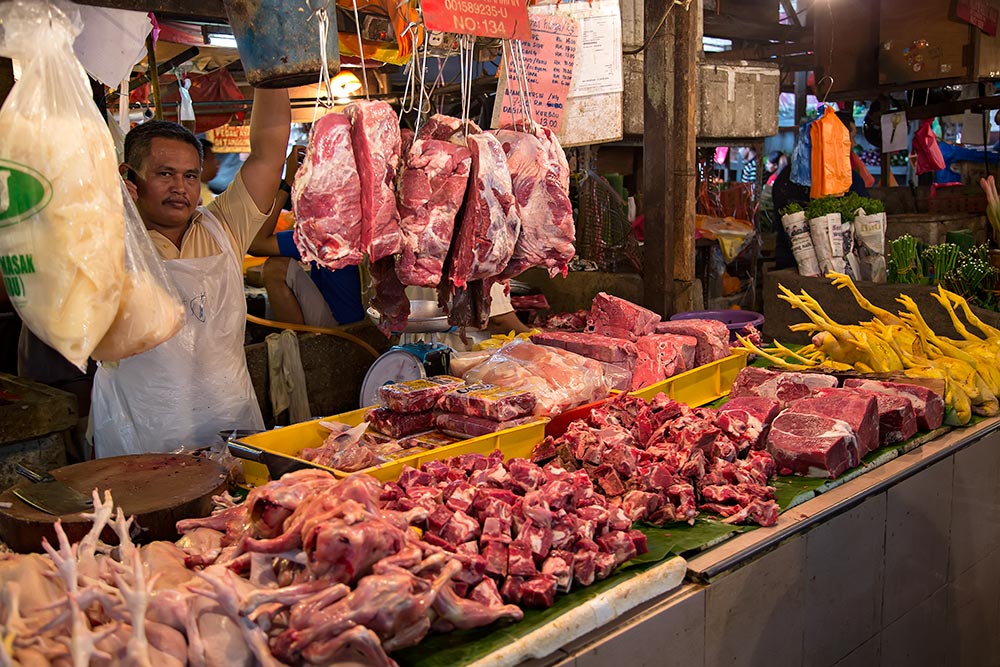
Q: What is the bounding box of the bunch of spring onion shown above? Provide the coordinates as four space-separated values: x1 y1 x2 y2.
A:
889 234 922 284
923 243 961 286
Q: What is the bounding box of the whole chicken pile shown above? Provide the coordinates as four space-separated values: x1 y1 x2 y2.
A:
532 392 782 528
293 104 575 334
737 272 1000 425
1 453 648 666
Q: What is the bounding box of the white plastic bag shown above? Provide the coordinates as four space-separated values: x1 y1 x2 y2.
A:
91 180 184 361
853 208 887 283
0 0 124 369
780 210 820 277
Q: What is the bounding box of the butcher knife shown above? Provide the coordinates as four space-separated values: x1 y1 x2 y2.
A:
227 439 315 479
13 463 94 515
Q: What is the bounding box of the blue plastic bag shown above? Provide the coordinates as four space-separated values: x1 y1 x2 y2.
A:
790 118 814 186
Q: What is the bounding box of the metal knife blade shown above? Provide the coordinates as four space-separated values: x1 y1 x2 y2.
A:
227 440 314 479
13 463 94 515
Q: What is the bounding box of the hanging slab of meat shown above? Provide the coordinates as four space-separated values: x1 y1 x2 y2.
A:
443 280 493 330
292 112 365 270
396 138 472 287
344 100 403 262
418 113 481 142
730 366 838 407
812 387 917 445
842 378 945 431
654 319 731 366
586 293 661 341
784 394 879 464
767 411 858 478
448 132 521 289
493 127 575 279
369 256 410 335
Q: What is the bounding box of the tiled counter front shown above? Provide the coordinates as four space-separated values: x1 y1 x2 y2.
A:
527 419 1000 667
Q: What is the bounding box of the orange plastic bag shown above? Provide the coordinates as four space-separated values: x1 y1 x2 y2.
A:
810 106 853 198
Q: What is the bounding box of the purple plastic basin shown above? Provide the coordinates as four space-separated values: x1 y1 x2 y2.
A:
669 310 764 343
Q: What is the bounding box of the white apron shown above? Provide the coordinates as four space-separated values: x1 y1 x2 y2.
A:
91 209 264 458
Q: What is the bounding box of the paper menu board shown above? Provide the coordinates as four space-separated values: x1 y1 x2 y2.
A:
497 14 579 132
569 6 623 97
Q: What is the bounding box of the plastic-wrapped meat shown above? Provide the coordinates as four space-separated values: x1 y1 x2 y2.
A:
300 421 373 470
379 375 465 413
438 384 537 420
396 138 472 287
448 132 521 288
344 100 402 262
493 126 575 279
435 412 537 439
366 407 436 439
292 113 364 270
369 256 410 335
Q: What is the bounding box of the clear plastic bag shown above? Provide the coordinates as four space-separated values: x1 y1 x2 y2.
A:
91 180 184 361
790 119 814 187
0 0 125 369
462 339 627 416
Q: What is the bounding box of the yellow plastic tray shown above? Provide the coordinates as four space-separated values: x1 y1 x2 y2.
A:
625 351 749 404
239 406 548 486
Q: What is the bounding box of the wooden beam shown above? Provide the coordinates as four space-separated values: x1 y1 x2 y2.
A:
875 96 1000 123
671 0 698 300
709 40 813 61
73 0 226 21
703 14 809 41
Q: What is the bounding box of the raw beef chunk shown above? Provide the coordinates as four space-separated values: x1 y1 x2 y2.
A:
438 384 537 421
586 293 661 341
842 379 945 431
530 331 638 364
379 376 465 413
366 407 436 439
654 319 730 365
396 138 472 287
767 411 858 478
813 387 917 445
292 113 364 270
730 367 838 407
786 394 879 462
343 100 402 261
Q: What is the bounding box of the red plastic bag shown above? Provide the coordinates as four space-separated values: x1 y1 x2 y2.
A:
913 119 945 176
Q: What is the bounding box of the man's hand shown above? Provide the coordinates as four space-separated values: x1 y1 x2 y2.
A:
241 88 291 214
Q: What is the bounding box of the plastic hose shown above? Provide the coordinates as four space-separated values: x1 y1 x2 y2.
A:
246 314 381 360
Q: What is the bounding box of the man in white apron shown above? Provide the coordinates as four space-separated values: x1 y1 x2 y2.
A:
91 89 291 458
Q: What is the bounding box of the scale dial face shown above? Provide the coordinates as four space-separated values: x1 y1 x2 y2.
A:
359 350 427 407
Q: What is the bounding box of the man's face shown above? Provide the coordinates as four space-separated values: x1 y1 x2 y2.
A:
133 137 202 229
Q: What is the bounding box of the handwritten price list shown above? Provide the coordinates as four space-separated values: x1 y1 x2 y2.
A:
498 14 579 132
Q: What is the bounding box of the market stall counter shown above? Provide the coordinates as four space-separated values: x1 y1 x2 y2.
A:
533 416 1000 667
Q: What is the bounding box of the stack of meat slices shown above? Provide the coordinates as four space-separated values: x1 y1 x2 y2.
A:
435 383 539 438
367 375 465 438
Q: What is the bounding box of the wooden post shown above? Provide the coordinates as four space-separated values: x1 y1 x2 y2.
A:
146 35 164 121
0 59 14 107
643 0 699 317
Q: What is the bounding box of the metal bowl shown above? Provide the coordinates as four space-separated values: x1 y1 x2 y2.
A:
367 300 453 334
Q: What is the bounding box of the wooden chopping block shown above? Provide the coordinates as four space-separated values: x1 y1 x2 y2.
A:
0 453 228 553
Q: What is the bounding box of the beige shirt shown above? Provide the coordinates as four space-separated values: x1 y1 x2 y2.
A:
149 170 270 260
405 281 514 320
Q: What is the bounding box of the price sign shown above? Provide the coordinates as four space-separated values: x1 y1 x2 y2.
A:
205 124 251 153
497 14 578 132
421 0 531 41
957 0 999 36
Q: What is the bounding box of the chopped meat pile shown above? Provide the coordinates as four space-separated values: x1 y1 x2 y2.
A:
532 392 782 527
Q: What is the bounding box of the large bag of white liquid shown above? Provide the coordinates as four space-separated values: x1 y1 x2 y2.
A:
91 180 184 361
0 0 124 370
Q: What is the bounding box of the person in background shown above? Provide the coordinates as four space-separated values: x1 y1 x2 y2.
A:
765 151 788 186
90 89 292 458
248 146 365 327
739 147 758 183
199 138 219 204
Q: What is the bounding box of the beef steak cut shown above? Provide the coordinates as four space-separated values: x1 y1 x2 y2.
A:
766 411 857 478
842 379 944 431
785 394 879 463
812 387 917 445
730 367 839 407
653 319 730 366
586 293 661 341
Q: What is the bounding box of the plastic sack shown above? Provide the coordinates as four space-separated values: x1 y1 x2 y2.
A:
0 0 125 369
790 119 814 186
810 107 853 198
913 120 945 176
780 210 820 277
91 180 184 361
462 339 626 416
